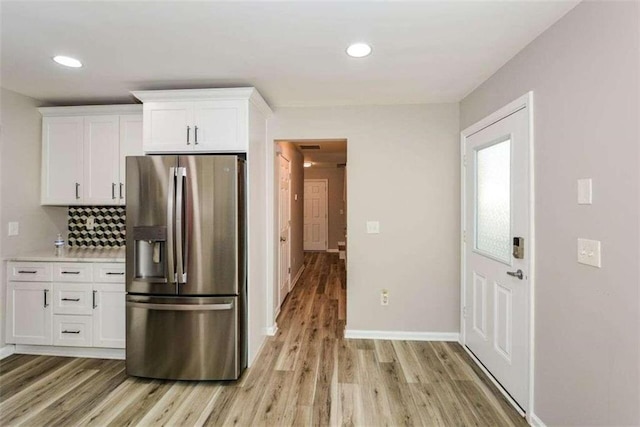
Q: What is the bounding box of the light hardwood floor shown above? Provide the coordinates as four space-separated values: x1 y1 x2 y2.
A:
0 252 526 426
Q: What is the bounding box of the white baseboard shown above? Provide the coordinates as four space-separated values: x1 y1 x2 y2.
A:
326 248 339 253
15 345 125 360
0 344 16 360
265 324 278 336
529 413 547 427
344 330 459 342
290 265 305 291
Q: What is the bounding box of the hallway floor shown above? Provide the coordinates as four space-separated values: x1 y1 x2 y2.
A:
0 252 526 426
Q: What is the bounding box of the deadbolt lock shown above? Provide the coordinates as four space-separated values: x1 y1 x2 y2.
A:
513 237 524 259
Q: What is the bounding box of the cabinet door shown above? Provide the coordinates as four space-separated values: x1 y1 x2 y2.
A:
92 283 125 348
41 116 84 205
83 115 120 205
6 282 53 345
143 102 193 152
119 114 143 204
193 100 246 152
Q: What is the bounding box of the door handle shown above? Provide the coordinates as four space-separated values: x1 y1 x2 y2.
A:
112 183 116 199
194 126 198 145
93 290 97 309
44 289 49 307
75 183 80 199
186 126 191 145
167 167 177 284
280 237 287 242
175 167 187 284
119 183 124 199
61 298 80 302
506 269 524 280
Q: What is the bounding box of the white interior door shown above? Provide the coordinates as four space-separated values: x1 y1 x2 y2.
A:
464 106 530 410
278 155 291 307
304 179 328 251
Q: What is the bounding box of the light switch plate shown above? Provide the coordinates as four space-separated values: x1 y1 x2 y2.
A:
366 221 380 234
577 178 593 205
8 222 19 236
577 238 601 268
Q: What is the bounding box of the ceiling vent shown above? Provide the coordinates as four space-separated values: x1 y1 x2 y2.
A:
299 145 321 150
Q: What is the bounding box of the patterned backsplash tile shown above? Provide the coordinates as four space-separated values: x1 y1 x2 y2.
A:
68 206 126 247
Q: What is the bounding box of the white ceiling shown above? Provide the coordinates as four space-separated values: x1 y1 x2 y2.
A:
1 1 579 107
290 139 347 167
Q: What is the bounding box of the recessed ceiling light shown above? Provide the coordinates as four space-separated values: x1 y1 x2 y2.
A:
53 55 83 68
303 162 313 168
346 43 372 58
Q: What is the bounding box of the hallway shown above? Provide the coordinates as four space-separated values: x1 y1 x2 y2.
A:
0 253 526 426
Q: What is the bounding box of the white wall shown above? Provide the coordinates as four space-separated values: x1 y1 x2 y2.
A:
0 88 67 350
460 2 639 425
267 104 460 334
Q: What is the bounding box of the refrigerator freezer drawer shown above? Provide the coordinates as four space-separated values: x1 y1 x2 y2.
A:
125 295 244 380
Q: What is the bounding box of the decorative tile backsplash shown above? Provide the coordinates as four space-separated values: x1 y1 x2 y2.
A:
68 206 126 247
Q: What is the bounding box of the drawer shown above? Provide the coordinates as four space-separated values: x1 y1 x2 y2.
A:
53 263 93 282
7 262 52 282
53 315 92 347
93 263 126 283
53 283 93 315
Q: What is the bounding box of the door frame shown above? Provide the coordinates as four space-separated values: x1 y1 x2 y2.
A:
277 153 291 312
303 178 329 251
460 92 535 422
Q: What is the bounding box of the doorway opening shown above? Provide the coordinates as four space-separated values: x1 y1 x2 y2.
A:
274 139 348 327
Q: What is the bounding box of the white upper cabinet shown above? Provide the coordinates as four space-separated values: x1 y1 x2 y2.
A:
132 88 271 153
41 116 84 204
39 105 143 206
119 114 143 204
83 115 120 204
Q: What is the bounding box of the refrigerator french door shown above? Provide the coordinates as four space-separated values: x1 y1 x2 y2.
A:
125 155 246 380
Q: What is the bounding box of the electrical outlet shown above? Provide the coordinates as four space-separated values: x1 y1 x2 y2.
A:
86 216 96 231
381 289 389 306
8 222 19 236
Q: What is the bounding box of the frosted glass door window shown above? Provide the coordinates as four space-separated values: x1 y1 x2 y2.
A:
475 139 511 263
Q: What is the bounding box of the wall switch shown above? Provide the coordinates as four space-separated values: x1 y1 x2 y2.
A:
577 178 593 205
381 289 389 306
8 222 19 236
86 216 96 231
577 238 601 268
366 221 380 234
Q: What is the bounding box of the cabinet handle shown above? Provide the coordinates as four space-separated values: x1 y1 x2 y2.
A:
75 183 80 199
112 183 116 199
119 183 124 199
61 297 81 302
186 126 191 145
62 330 80 334
44 289 49 307
61 271 80 275
194 126 198 145
93 290 97 309
106 272 124 275
18 270 37 274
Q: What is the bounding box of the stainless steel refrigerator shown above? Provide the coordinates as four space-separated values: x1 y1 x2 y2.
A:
125 155 246 380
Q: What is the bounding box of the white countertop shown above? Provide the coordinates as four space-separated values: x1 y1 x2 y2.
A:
7 247 126 263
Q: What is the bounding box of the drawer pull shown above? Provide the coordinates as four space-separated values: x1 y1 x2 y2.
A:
18 270 37 274
93 290 97 309
61 298 81 302
62 330 81 334
61 271 81 275
44 289 49 307
105 272 124 275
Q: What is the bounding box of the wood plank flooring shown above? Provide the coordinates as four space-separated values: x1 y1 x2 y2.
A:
0 252 527 426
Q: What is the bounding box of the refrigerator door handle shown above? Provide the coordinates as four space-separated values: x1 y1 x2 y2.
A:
167 167 177 283
127 301 233 311
175 167 187 284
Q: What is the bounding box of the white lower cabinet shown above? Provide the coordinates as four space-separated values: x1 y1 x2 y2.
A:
6 282 53 346
92 283 126 348
6 261 125 351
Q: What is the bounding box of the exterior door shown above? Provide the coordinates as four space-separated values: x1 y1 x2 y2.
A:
278 155 291 306
304 179 328 251
464 106 530 410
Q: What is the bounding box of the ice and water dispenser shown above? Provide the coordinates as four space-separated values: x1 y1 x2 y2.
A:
133 226 167 280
